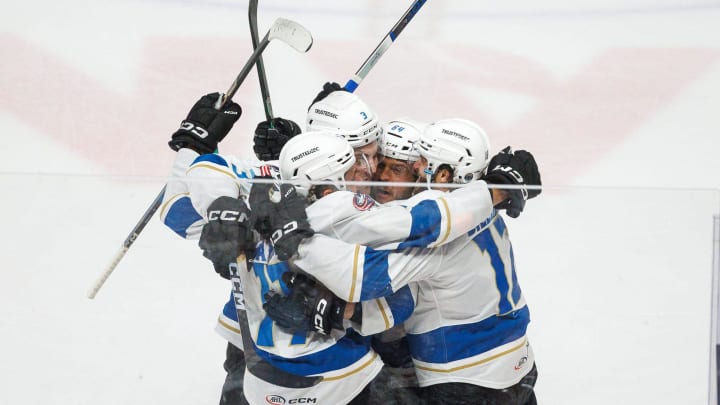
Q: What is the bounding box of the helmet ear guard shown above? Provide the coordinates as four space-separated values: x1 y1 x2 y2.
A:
416 118 491 184
306 91 380 147
277 131 356 198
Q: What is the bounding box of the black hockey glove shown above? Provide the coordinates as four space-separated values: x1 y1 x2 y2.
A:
169 93 242 154
249 179 314 261
252 118 302 161
307 82 345 111
198 196 255 279
482 146 542 218
263 272 346 335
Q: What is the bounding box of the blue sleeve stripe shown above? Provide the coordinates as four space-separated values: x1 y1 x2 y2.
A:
406 306 530 364
222 292 238 321
385 285 415 324
163 196 203 238
192 153 229 167
254 329 373 375
360 248 394 300
398 200 442 249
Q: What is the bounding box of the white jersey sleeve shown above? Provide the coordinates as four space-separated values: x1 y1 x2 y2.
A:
159 151 270 239
159 148 204 239
307 180 495 250
293 233 446 303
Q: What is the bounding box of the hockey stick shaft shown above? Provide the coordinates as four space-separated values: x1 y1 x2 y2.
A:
88 18 312 299
249 0 274 121
343 0 428 93
87 186 166 299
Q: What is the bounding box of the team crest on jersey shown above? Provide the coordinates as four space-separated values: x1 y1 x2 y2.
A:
352 193 376 211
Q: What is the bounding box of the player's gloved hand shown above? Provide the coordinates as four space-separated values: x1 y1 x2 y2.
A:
263 272 346 335
307 82 345 111
198 196 255 279
253 118 302 161
249 179 314 261
482 146 541 218
169 93 242 154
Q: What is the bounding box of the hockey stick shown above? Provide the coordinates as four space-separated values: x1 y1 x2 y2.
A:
87 18 313 299
343 0 428 93
249 0 273 121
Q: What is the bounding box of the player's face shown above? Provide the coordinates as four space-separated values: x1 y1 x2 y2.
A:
371 156 417 203
344 141 379 194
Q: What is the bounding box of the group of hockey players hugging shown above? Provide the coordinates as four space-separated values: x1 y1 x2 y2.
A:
160 82 542 405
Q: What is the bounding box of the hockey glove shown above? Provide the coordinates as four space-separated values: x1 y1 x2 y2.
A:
252 118 302 161
482 146 542 218
198 196 255 279
307 81 345 111
263 272 346 335
249 180 314 261
169 93 242 154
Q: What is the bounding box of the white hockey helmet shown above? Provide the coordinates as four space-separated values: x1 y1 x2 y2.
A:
306 91 380 147
379 118 426 162
416 118 491 183
278 131 356 196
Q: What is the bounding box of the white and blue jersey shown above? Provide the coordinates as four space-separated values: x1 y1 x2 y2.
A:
160 148 275 240
293 211 535 389
159 149 508 401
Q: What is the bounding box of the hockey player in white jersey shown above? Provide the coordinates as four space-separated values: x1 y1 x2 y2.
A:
161 92 307 404
262 118 541 404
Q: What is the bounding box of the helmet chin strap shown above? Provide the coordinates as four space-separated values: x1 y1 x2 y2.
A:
424 167 434 190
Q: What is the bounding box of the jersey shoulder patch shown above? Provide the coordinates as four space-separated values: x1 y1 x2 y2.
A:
252 164 281 179
352 193 376 211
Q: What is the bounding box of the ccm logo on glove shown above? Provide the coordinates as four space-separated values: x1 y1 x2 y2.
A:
314 298 329 333
271 221 299 244
490 165 528 200
178 121 208 139
208 209 250 222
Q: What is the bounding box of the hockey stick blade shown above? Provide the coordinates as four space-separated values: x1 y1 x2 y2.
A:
268 18 313 53
216 17 313 109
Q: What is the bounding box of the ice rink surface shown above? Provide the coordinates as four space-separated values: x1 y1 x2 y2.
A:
1 1 720 404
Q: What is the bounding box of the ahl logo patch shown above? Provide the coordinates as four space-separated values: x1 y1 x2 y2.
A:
353 194 376 211
265 395 286 404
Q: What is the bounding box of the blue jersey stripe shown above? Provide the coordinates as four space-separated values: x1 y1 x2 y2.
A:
360 248 393 300
398 200 442 249
254 329 373 375
163 196 202 238
385 285 415 324
192 153 229 167
222 292 237 321
406 306 530 363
